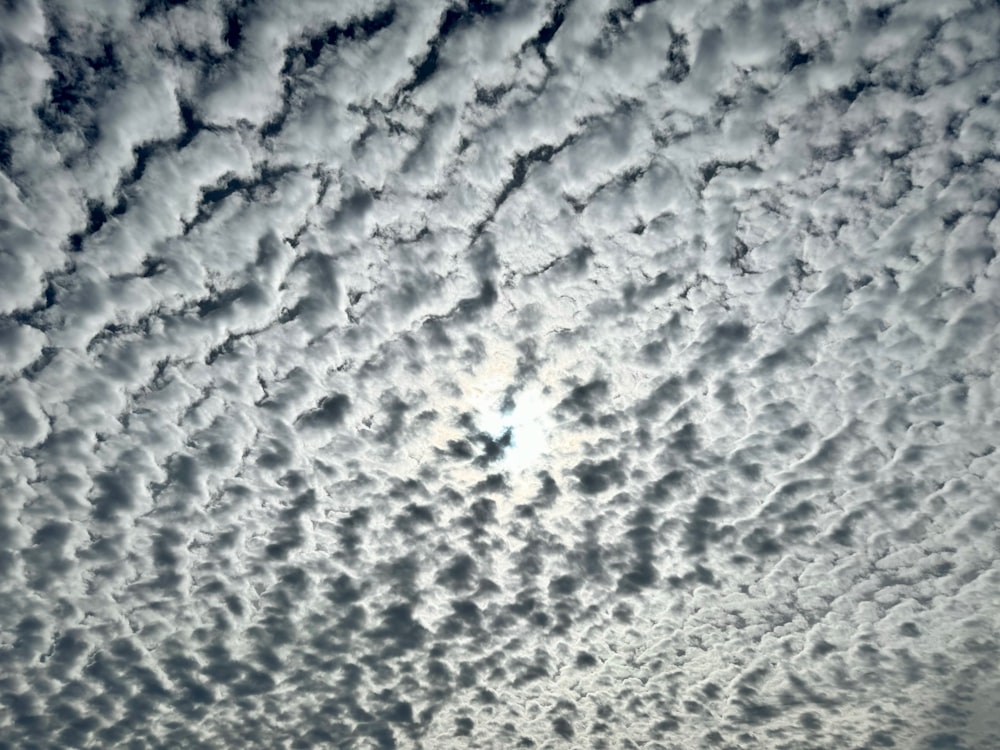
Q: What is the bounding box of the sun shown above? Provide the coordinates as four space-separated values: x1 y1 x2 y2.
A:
422 342 559 507
474 382 552 473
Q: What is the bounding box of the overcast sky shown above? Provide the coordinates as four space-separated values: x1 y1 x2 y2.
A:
1 0 999 748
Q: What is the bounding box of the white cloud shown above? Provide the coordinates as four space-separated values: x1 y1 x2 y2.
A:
0 0 998 748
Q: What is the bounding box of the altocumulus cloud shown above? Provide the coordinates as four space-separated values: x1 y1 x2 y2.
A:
1 0 999 748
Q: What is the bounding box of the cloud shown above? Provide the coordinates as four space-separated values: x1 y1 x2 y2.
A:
0 0 998 748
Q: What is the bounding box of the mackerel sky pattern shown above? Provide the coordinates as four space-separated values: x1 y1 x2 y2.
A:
1 0 999 748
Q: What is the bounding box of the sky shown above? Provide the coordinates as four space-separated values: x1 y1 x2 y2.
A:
0 0 999 748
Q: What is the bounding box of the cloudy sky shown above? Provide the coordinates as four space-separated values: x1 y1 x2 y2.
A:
1 0 999 748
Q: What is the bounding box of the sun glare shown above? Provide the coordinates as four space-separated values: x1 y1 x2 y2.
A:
474 383 551 474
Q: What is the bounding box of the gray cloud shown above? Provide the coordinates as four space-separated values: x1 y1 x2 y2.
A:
1 0 999 748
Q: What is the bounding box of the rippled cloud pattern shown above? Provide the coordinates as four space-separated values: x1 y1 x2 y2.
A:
1 0 999 748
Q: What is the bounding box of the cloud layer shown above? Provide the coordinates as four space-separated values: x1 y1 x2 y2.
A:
1 0 999 748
